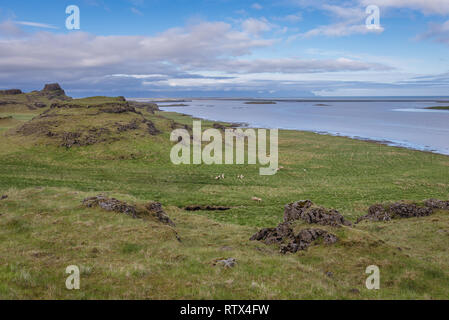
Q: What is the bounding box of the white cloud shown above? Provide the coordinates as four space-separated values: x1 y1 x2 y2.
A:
217 57 392 73
274 12 302 23
359 0 449 15
417 19 449 44
299 3 384 37
251 3 263 10
15 21 58 29
241 18 273 35
0 18 395 95
130 7 143 16
303 22 383 37
0 20 24 37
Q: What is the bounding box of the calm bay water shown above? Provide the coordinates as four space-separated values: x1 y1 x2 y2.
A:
153 98 449 155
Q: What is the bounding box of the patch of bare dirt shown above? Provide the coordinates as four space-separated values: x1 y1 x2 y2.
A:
184 205 231 211
284 200 352 227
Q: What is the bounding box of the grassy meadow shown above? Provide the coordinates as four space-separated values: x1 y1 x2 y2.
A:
0 94 449 299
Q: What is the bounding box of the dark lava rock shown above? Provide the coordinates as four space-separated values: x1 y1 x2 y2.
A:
0 89 22 95
213 123 227 130
50 102 84 109
116 119 140 133
356 204 392 223
389 202 433 218
83 195 137 218
357 201 434 223
184 205 231 211
40 83 69 100
127 101 159 114
280 228 338 254
43 83 64 92
100 102 137 114
250 222 338 254
250 222 294 245
425 199 449 210
145 202 176 227
143 119 160 135
83 195 175 227
60 128 112 148
283 200 313 222
284 200 352 227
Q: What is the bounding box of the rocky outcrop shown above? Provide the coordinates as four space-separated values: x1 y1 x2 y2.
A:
83 195 175 227
83 195 137 218
250 222 338 254
145 202 176 227
250 200 347 254
356 201 435 223
284 200 352 227
280 228 338 254
39 83 70 100
425 199 449 210
0 89 22 95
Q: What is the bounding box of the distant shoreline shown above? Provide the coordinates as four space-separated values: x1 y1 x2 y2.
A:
130 97 449 103
158 106 449 157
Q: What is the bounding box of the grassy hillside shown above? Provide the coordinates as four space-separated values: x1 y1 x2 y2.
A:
0 93 449 299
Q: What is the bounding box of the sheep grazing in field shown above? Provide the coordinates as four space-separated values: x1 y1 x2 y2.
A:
215 173 225 180
252 197 262 202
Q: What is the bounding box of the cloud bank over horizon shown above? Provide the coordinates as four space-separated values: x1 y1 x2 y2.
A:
1 0 449 97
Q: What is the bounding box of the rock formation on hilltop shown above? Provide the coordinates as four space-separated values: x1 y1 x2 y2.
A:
39 83 70 100
0 89 23 95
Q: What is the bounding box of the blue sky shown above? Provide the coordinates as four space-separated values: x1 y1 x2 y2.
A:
1 0 449 97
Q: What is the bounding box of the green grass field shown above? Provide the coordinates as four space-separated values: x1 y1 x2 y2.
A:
1 94 449 299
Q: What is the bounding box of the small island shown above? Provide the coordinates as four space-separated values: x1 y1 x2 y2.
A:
160 104 189 107
426 106 449 110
